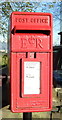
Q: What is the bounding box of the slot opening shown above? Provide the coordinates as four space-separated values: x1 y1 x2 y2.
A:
11 29 50 35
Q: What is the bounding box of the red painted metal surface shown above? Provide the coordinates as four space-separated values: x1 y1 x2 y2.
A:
10 12 53 112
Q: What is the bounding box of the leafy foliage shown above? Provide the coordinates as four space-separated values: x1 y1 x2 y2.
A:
2 53 8 65
1 2 34 37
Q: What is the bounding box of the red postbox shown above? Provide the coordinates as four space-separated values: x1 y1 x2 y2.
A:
10 12 53 112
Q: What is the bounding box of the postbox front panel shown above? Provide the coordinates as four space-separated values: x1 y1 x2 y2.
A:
11 52 52 112
10 12 52 113
10 12 52 52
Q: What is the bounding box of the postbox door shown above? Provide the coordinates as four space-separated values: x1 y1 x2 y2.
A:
11 52 52 112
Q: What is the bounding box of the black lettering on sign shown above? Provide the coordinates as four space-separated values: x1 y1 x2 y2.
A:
15 18 28 23
45 19 48 23
15 17 48 24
